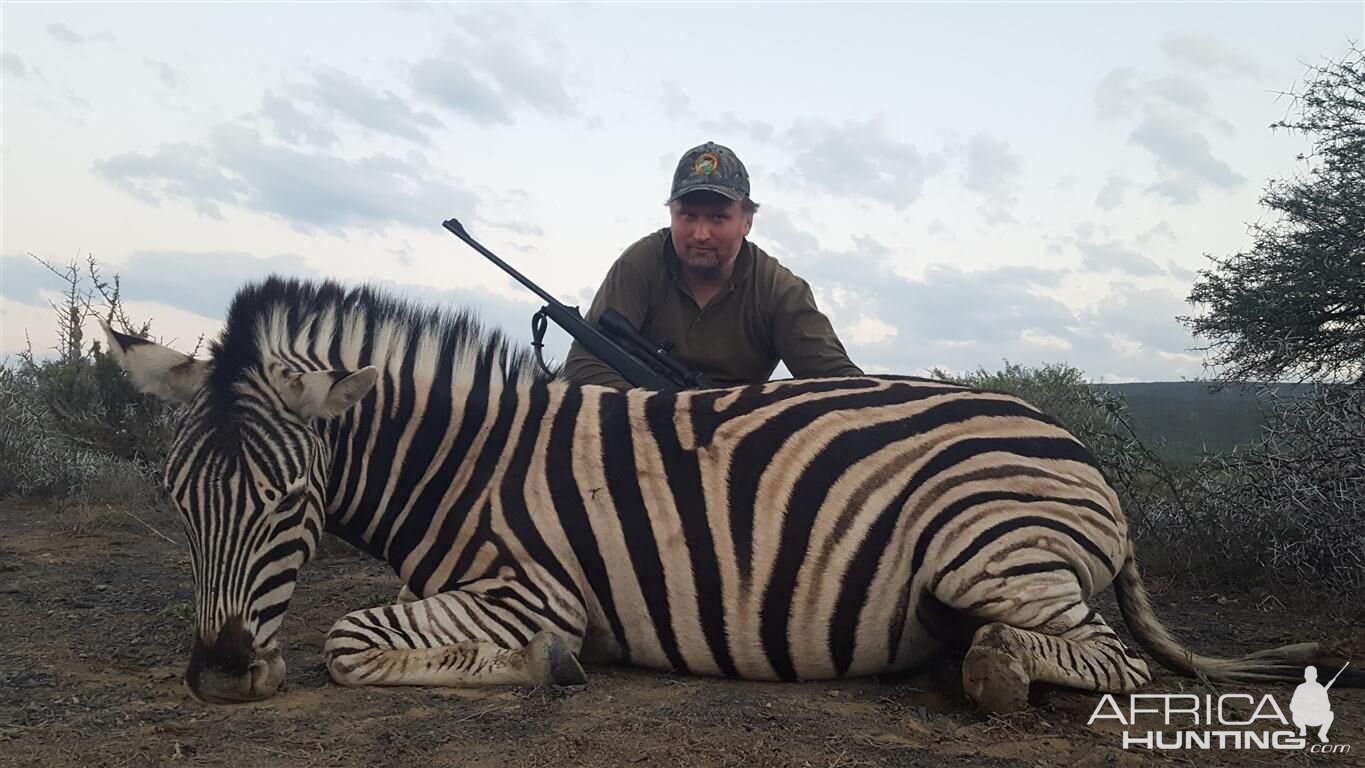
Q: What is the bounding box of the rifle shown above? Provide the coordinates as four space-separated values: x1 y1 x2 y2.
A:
443 217 715 392
1324 661 1350 690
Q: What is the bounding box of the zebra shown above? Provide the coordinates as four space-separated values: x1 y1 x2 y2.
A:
99 276 1358 712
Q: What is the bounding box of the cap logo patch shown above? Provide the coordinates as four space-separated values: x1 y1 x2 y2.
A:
694 152 719 176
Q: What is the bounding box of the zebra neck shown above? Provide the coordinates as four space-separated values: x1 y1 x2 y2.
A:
317 374 548 571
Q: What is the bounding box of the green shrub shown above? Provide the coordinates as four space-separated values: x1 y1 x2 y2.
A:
0 254 184 501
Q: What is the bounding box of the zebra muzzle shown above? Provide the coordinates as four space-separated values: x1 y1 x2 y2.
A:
186 639 288 704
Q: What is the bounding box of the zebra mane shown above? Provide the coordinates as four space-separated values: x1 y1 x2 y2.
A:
203 275 553 417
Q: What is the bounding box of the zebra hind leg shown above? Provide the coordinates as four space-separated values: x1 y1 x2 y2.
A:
961 603 1152 713
324 590 587 689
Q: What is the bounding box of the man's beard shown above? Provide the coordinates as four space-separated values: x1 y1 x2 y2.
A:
687 262 725 280
681 248 727 279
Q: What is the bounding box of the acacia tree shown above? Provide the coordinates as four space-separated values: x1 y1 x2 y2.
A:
1182 44 1365 384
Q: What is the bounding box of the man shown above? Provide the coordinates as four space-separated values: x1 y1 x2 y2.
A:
563 141 863 390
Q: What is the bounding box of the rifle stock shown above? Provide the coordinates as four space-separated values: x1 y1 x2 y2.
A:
443 217 714 392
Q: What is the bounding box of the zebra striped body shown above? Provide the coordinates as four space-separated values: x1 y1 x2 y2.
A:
330 372 1125 683
102 276 1354 709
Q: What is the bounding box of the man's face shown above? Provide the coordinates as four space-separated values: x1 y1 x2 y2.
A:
669 194 752 277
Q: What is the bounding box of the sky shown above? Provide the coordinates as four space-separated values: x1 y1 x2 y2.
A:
3 2 1362 384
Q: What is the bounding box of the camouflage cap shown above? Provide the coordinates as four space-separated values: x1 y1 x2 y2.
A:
668 141 751 202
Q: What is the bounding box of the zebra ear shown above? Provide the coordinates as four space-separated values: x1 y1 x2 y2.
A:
99 318 210 404
280 367 379 420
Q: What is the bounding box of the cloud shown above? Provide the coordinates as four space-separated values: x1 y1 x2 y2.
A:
1096 175 1132 210
1136 220 1177 245
839 260 1084 373
1130 114 1245 202
1144 177 1200 205
410 56 512 126
254 68 444 147
639 211 1202 378
94 140 248 217
1151 76 1213 116
784 115 944 209
62 87 91 110
409 11 575 126
755 222 1078 371
144 58 184 89
1096 68 1230 130
483 218 545 238
963 134 1023 200
990 266 1067 288
1095 67 1140 121
975 282 1201 381
1077 240 1165 276
1160 34 1262 80
659 82 691 114
108 251 319 320
259 92 339 147
2 52 25 78
1151 75 1236 136
962 133 1023 222
46 23 112 45
0 253 66 306
764 227 1081 357
1094 65 1245 204
1084 284 1200 356
94 125 480 234
699 113 777 145
303 68 444 145
1166 260 1197 282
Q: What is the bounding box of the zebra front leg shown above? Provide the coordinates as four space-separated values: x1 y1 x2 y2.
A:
323 590 587 689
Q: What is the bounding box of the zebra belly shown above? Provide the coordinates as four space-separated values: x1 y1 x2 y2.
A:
582 564 940 682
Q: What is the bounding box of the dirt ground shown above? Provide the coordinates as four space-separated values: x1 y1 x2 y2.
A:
1 498 1361 768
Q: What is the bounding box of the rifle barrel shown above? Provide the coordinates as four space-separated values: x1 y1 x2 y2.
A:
443 216 682 391
1325 661 1350 690
443 218 560 307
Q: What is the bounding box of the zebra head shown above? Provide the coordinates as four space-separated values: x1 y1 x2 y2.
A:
99 319 377 703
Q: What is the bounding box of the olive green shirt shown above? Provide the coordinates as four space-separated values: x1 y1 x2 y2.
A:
563 228 863 389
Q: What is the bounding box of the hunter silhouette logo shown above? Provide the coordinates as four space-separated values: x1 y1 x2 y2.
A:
1291 663 1349 743
1088 662 1353 753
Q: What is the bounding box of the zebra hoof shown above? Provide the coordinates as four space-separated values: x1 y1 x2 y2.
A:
963 645 1031 714
526 632 587 687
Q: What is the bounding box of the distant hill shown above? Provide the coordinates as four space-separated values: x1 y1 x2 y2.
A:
1092 381 1322 461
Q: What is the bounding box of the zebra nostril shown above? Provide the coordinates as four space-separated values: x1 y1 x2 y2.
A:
248 658 270 692
248 648 287 698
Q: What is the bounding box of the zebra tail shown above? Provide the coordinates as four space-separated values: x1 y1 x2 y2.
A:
1112 555 1365 688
